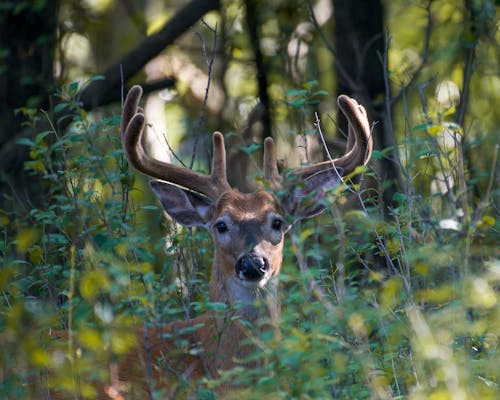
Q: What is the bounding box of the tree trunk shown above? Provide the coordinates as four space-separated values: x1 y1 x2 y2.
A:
332 0 401 207
0 1 59 211
0 0 221 212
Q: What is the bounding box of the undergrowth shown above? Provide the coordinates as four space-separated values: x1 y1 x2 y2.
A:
0 80 498 399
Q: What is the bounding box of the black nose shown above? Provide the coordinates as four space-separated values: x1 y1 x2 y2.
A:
235 254 269 281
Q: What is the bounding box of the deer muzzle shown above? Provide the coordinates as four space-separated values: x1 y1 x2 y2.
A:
235 254 269 281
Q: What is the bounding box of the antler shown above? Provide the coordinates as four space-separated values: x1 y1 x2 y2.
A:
264 95 373 187
121 85 231 199
121 85 371 196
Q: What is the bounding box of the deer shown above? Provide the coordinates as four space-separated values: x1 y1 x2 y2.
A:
49 84 372 399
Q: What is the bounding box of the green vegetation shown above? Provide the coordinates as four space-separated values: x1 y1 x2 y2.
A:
0 0 499 399
1 77 498 399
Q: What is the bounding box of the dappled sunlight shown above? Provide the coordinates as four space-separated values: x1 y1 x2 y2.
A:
1 0 499 398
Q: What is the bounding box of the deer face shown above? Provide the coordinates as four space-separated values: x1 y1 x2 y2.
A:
209 190 284 288
150 183 285 288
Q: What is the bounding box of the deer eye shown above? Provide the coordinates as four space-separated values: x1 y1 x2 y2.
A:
271 218 283 231
215 221 228 233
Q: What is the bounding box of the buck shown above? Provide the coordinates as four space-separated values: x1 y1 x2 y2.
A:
50 85 372 398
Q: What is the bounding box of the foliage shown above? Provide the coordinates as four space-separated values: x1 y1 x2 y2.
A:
1 0 499 399
211 106 499 399
0 80 213 398
2 76 499 398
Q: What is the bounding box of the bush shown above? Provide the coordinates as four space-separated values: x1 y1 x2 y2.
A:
0 81 498 399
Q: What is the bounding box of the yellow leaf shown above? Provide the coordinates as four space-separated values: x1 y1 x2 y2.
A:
348 313 370 337
429 389 453 400
369 271 384 282
427 125 442 136
128 262 154 274
299 227 315 242
29 245 43 264
344 210 365 220
27 159 46 173
380 277 402 314
114 242 129 258
80 270 110 301
111 330 137 354
415 262 429 276
443 106 456 116
0 213 10 227
79 328 102 352
481 215 495 227
31 348 50 367
385 238 401 255
15 228 40 253
415 285 457 304
468 278 497 308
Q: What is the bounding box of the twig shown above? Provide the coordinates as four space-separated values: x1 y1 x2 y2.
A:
290 232 339 316
190 20 218 169
315 114 402 283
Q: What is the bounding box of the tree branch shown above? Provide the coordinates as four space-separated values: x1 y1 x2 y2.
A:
79 0 221 110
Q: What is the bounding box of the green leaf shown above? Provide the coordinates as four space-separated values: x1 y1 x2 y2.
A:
286 89 308 97
303 80 318 89
54 102 68 114
35 130 53 142
412 123 429 131
370 150 383 159
240 142 260 155
90 75 105 82
393 192 407 202
307 100 321 106
289 98 306 108
68 81 79 96
312 90 329 97
16 138 35 147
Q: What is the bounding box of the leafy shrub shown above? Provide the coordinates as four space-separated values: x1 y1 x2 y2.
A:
0 80 498 399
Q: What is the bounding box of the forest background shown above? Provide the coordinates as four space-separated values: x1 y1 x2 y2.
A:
0 0 499 398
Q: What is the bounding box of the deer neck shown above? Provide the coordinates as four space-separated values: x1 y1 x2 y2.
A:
209 259 280 324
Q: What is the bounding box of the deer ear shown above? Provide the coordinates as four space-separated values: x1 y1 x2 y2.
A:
150 180 212 227
283 168 342 219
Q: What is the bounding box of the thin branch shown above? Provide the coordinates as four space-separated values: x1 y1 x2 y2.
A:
189 20 218 170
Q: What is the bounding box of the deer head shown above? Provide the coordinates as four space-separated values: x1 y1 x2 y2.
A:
121 85 372 314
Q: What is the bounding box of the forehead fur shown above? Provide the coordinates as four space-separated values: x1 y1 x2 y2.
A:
213 190 280 220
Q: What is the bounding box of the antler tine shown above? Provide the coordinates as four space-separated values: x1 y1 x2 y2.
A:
289 95 372 180
263 137 283 189
121 85 142 138
208 132 231 193
122 85 230 199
